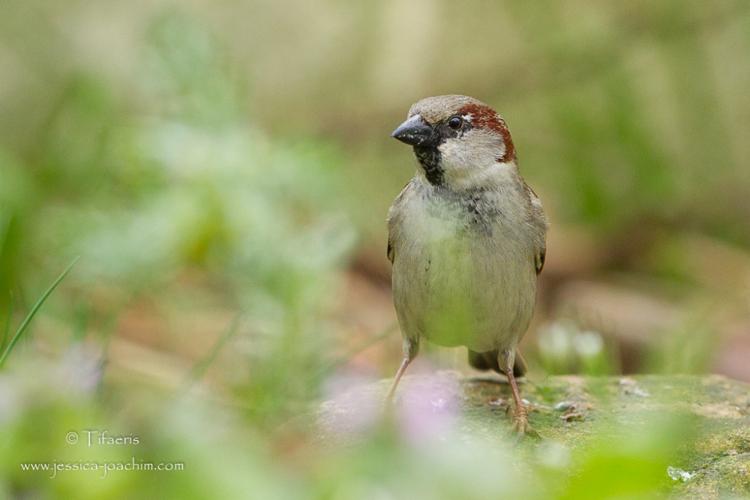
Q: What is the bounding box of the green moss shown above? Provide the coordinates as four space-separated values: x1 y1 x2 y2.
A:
318 373 750 497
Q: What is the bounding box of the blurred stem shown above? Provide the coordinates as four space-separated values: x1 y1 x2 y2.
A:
182 312 242 390
0 256 79 368
318 322 398 376
1 291 13 351
95 308 123 395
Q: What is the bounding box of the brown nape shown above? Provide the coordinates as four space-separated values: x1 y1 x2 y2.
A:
457 103 516 163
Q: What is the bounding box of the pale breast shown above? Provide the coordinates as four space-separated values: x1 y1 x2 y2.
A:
390 184 538 352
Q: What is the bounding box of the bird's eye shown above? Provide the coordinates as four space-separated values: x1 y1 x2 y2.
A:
448 116 463 130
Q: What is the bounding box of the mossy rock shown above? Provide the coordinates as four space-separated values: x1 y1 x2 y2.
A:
317 372 750 498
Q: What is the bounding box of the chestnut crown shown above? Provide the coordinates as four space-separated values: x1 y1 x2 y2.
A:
392 95 516 187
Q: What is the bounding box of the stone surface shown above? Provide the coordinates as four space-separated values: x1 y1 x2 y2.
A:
317 372 750 497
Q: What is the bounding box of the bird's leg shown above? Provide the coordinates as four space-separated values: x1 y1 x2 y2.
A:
385 358 411 403
386 338 418 403
500 349 538 437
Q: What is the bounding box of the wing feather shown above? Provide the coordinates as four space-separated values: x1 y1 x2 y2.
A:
386 181 414 265
522 181 548 275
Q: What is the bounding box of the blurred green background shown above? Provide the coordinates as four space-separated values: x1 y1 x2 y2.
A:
1 0 749 498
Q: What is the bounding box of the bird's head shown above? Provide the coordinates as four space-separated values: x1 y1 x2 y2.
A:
391 95 516 189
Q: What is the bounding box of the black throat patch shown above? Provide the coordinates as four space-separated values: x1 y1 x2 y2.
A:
413 146 443 186
411 119 470 187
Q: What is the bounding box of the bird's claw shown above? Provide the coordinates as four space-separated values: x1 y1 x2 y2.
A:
511 411 541 440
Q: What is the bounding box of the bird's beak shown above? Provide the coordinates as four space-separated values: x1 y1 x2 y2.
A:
391 114 434 147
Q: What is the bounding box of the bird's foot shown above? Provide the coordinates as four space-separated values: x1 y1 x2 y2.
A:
511 410 540 439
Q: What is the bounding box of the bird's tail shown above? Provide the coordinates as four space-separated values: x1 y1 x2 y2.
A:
468 349 527 377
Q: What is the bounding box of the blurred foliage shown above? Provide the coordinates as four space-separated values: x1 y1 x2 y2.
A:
536 321 617 376
1 0 749 498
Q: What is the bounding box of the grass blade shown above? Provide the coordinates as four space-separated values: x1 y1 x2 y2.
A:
0 256 80 368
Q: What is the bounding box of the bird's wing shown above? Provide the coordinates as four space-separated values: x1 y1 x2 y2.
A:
386 180 415 264
523 181 548 275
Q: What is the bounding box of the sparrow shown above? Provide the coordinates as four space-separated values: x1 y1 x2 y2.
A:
385 95 547 435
